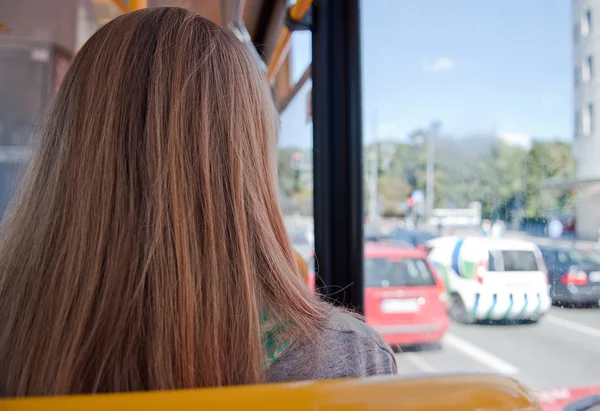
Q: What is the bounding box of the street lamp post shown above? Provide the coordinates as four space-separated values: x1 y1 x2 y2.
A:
368 112 379 220
426 121 441 219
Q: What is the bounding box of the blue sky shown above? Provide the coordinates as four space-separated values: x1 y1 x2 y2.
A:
280 0 572 149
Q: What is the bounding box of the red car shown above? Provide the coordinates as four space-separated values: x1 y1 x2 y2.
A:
537 385 600 410
308 242 449 347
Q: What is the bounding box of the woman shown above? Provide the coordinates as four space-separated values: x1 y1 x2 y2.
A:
0 7 395 396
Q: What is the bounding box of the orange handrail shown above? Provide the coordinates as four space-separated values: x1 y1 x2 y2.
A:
109 0 128 13
294 251 309 284
266 0 312 85
128 0 147 11
110 0 146 13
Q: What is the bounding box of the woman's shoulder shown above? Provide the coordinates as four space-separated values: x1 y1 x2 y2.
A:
323 307 384 337
320 307 397 373
266 307 397 383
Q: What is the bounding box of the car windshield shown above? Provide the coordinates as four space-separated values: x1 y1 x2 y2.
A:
414 231 437 244
542 248 594 266
582 250 600 265
492 250 539 272
365 257 436 288
557 249 587 264
388 229 411 242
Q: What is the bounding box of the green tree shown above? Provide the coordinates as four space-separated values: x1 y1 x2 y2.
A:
277 148 297 195
525 141 575 217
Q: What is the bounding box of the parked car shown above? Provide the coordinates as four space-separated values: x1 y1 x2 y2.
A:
539 245 600 306
537 385 600 410
379 239 415 248
287 228 314 261
308 243 449 347
386 228 438 251
364 219 383 242
427 237 551 324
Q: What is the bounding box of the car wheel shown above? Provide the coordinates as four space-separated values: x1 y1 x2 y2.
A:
449 293 475 324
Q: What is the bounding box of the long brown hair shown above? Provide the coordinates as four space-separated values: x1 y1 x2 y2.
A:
0 7 326 396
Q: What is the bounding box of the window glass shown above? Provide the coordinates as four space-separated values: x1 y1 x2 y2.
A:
583 56 593 83
498 250 539 271
280 28 313 268
583 103 594 136
584 251 600 265
582 9 592 37
556 249 586 264
365 258 436 288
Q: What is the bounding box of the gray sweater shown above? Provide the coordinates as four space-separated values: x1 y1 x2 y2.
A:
266 308 397 382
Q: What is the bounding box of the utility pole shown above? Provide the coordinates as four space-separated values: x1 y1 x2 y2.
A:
368 112 379 220
518 151 529 230
426 121 441 219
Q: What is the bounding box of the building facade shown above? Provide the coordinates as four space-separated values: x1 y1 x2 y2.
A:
573 0 600 239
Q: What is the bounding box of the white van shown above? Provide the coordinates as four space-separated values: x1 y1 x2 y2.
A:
427 237 551 323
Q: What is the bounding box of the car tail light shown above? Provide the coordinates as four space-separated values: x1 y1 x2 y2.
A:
475 260 487 285
437 278 448 303
560 270 588 286
429 262 448 303
438 291 449 304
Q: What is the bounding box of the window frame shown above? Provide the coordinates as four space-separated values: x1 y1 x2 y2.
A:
582 9 592 38
583 102 595 137
583 55 594 83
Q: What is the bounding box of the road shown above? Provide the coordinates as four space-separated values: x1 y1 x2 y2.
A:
284 217 600 389
394 306 600 390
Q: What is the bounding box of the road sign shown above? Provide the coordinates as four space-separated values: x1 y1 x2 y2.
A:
291 151 302 169
412 190 424 204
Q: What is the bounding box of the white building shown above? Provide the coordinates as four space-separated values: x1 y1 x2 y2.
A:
573 0 600 239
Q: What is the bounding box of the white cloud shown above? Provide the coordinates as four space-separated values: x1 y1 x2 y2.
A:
422 57 456 73
498 132 532 150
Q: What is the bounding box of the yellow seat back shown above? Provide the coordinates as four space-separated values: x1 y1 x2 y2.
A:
0 373 541 411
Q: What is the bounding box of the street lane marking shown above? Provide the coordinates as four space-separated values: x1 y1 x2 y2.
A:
546 315 600 338
402 353 437 373
443 333 519 375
